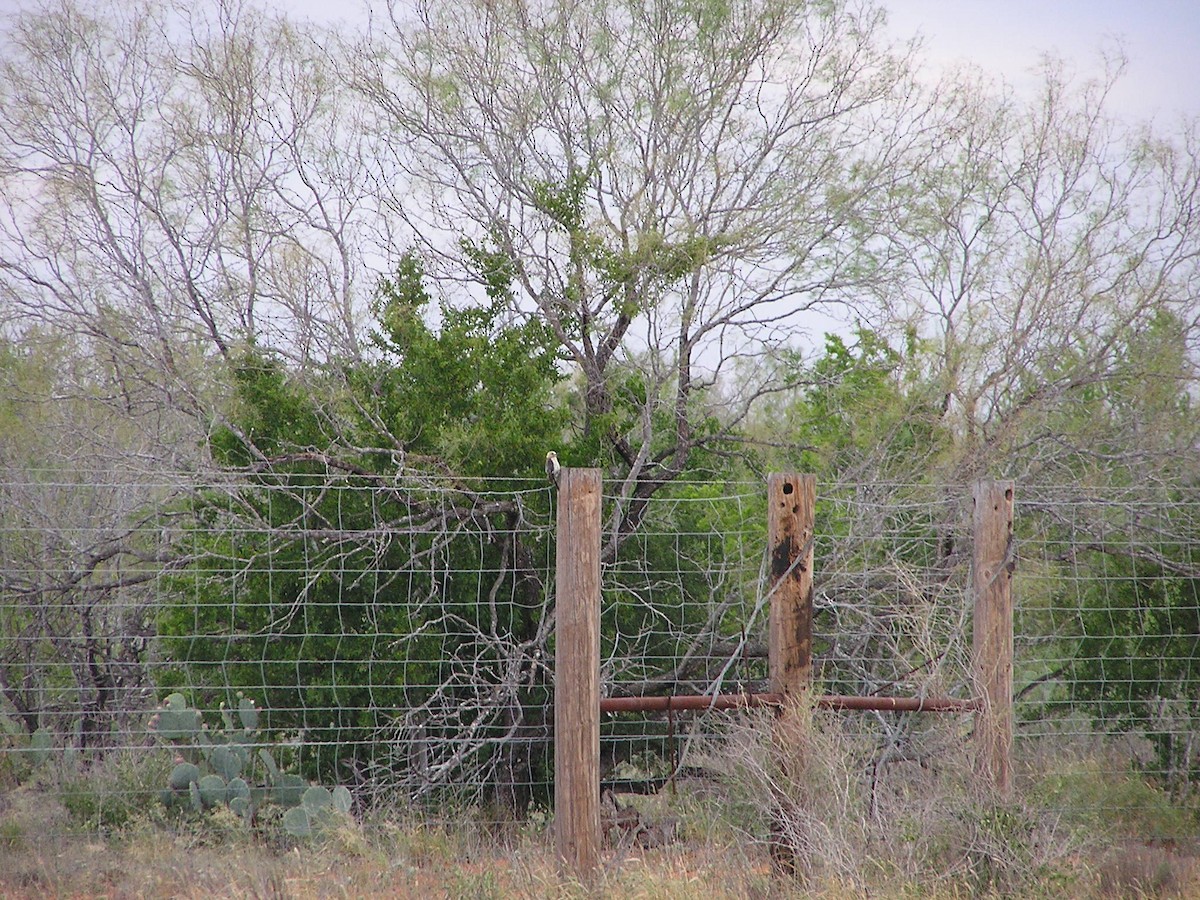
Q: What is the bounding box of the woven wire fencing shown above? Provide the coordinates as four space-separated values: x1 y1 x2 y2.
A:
1 472 1198 829
1015 485 1200 803
600 481 978 788
0 470 558 825
600 481 769 784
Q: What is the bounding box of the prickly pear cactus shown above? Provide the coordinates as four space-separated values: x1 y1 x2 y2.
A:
209 744 244 782
272 773 308 808
281 784 353 839
238 697 259 731
151 692 353 839
282 805 313 838
332 786 352 814
169 761 201 791
29 728 53 767
197 773 228 809
154 694 201 741
226 777 252 818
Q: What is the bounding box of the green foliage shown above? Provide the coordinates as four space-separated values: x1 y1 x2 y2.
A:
526 167 725 338
531 168 589 233
160 253 567 792
605 479 762 664
594 230 721 295
1009 309 1200 793
0 330 169 751
1037 753 1197 841
943 797 1071 897
599 474 768 765
365 250 568 481
1014 309 1197 486
55 745 163 830
747 329 961 695
1067 554 1200 793
769 327 948 480
460 235 518 304
156 488 428 784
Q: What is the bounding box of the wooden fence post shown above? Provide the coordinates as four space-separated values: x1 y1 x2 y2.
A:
554 468 602 876
972 479 1015 797
767 473 816 875
768 474 816 695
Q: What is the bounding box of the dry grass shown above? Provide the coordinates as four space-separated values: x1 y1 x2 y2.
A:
3 822 1197 900
0 808 1198 899
0 819 779 900
3 709 1200 899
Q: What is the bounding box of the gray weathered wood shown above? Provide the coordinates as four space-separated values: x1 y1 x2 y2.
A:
554 467 602 875
972 479 1015 797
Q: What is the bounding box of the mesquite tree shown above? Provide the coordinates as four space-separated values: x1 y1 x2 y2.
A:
348 0 931 555
4 0 1200 799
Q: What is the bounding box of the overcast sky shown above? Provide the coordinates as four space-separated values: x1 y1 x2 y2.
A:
1 0 1196 122
880 0 1200 123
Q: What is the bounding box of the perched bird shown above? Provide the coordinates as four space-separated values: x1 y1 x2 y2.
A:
545 450 561 485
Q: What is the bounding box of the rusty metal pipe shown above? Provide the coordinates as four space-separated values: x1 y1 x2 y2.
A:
600 693 781 713
599 692 978 714
817 694 979 712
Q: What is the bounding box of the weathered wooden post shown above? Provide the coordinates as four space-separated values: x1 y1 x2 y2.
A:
554 468 602 876
769 473 816 694
767 473 816 874
972 479 1015 797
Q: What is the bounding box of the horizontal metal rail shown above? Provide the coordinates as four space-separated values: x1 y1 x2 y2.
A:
599 692 978 714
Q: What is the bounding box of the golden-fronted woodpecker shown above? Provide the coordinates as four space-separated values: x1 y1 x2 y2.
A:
545 450 561 485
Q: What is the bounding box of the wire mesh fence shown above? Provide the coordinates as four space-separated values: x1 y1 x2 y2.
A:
0 469 560 825
1 471 1198 832
599 480 980 795
1015 485 1200 802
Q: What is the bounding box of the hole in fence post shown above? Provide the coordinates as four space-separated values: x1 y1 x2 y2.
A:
767 473 816 877
554 467 602 878
972 479 1015 799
